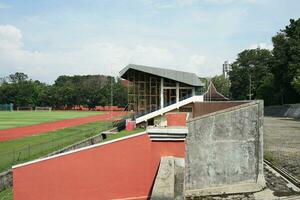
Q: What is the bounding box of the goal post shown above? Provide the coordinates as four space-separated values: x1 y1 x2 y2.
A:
35 106 52 112
17 106 33 111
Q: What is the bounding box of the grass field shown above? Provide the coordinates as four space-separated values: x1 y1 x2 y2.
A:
0 111 104 130
0 188 12 200
0 121 112 172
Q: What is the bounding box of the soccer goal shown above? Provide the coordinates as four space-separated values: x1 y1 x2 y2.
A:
17 106 33 111
35 106 52 112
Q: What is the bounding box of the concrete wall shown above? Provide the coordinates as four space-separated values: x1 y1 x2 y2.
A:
264 104 300 118
185 101 265 197
151 156 184 200
13 133 185 200
165 112 187 126
0 170 12 192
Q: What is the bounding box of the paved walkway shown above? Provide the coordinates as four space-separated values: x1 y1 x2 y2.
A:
0 112 126 142
264 116 300 180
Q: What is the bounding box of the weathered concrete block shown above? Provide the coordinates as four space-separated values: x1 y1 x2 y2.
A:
151 156 175 200
0 170 12 191
151 156 184 200
174 158 185 200
185 101 265 197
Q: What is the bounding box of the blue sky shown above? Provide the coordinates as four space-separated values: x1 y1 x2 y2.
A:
0 0 299 83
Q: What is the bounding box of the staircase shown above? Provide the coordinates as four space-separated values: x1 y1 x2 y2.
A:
147 126 188 141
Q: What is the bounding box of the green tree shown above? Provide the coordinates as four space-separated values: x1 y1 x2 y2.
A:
256 73 277 105
292 70 300 93
229 48 273 101
8 72 28 83
271 18 300 104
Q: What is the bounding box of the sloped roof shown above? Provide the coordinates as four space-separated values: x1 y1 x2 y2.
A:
203 81 229 101
120 64 204 86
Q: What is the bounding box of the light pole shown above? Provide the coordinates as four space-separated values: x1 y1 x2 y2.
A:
249 64 254 100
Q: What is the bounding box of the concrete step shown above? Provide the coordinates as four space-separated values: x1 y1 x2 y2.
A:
147 126 188 141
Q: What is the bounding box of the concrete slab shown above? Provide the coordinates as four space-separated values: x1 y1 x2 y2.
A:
185 101 265 197
151 156 185 200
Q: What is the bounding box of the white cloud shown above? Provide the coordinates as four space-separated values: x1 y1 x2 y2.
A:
249 42 273 50
0 25 22 50
0 25 225 82
187 54 205 68
0 25 179 82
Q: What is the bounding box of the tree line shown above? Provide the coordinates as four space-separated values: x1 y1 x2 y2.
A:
0 72 128 109
211 18 300 106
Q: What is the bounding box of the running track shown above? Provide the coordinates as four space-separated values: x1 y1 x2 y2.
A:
0 112 126 142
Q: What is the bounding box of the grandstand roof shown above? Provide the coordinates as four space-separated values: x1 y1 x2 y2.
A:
119 64 204 87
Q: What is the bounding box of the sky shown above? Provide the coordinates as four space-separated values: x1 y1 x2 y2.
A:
0 0 299 83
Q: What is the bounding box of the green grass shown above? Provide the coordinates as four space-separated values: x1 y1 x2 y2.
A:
0 121 112 172
0 111 105 130
0 188 12 200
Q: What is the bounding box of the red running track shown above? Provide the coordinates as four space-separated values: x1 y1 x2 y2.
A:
0 112 126 142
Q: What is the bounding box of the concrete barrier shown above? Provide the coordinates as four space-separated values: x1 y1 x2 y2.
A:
185 101 265 198
0 170 12 192
151 156 184 200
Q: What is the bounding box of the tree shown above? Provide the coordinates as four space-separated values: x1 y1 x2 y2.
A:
271 18 300 104
256 73 277 105
229 48 273 101
8 72 28 83
292 70 300 93
113 78 128 107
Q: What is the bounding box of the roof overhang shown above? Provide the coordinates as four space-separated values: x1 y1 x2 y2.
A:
120 64 204 87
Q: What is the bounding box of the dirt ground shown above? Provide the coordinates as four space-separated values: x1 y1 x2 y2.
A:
264 117 300 180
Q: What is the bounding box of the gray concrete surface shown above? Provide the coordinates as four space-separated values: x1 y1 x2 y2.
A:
174 158 185 200
264 117 300 180
0 170 12 192
185 101 265 197
151 156 184 200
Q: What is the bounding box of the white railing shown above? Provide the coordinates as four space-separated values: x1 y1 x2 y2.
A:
136 95 204 124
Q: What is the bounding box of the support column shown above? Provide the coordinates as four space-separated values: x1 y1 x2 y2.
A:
192 87 195 96
160 78 164 108
176 82 179 103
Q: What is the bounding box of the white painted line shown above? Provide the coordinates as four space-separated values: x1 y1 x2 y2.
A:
13 131 147 169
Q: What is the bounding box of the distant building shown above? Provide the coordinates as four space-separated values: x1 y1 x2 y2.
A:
203 81 229 101
222 60 232 78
